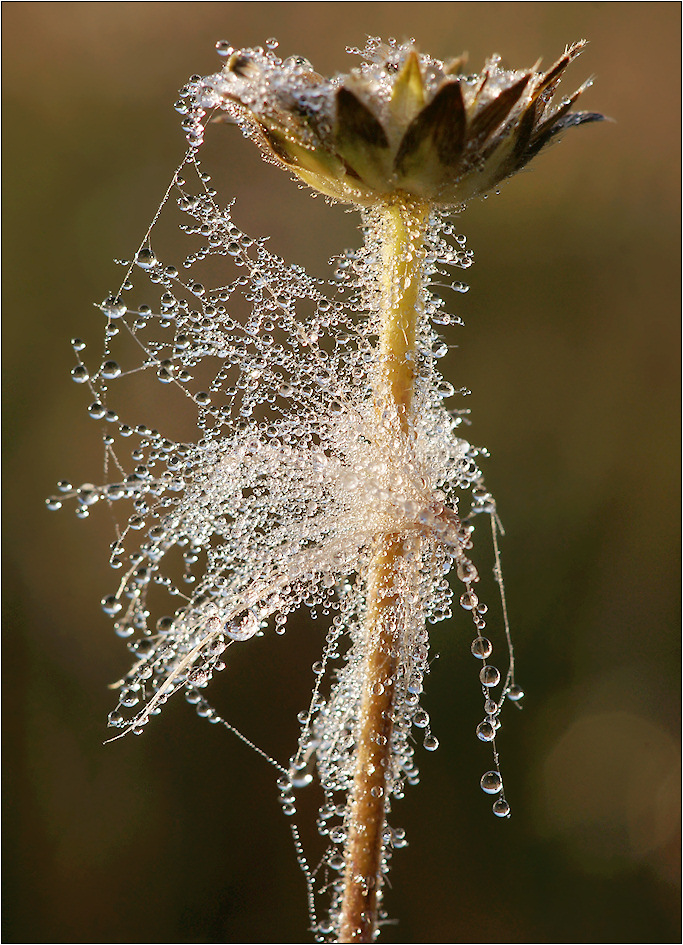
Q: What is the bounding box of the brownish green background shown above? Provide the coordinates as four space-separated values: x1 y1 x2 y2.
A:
3 3 680 942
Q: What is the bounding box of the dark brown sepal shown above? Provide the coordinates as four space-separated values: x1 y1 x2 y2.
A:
508 98 540 169
227 53 257 78
536 42 587 98
469 73 531 142
335 88 389 150
395 80 466 173
526 110 604 162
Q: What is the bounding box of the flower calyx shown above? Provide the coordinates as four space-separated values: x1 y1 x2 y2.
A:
199 38 603 207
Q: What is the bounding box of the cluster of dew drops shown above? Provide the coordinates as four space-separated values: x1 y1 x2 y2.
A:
48 39 525 922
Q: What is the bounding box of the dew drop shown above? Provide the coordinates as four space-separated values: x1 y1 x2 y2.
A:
479 665 500 687
480 770 502 794
101 595 122 616
471 636 492 659
225 611 259 641
135 248 158 269
507 684 525 702
457 559 479 583
460 590 478 610
476 720 495 742
71 365 89 383
77 484 99 505
423 734 439 751
412 709 429 728
101 295 127 319
492 798 511 818
101 360 121 379
120 688 139 708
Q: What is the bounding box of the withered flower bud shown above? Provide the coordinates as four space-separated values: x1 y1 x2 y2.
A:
199 38 603 206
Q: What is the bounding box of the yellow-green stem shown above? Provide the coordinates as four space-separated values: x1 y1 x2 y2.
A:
338 201 428 943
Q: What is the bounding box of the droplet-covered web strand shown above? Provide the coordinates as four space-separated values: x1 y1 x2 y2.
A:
50 36 601 944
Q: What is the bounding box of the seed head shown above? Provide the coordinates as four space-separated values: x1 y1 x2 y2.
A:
200 37 603 206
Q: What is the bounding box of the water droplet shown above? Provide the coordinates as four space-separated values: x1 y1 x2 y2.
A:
479 665 500 688
88 402 106 419
135 248 158 269
456 559 479 583
412 709 429 728
423 734 439 751
215 40 232 56
71 365 89 383
101 595 122 615
194 391 211 405
284 55 313 71
45 497 62 511
460 590 478 610
120 688 139 707
226 611 259 641
101 360 121 379
101 295 127 319
480 770 502 794
77 484 99 505
507 684 524 702
476 720 495 742
471 636 492 659
492 798 510 818
107 710 124 728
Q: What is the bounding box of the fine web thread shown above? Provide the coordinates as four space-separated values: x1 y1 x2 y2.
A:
50 68 523 940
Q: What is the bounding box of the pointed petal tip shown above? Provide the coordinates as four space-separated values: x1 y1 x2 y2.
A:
391 49 425 114
444 52 468 75
564 110 607 126
567 39 589 55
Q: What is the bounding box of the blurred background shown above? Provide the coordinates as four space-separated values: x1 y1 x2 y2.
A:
2 3 680 942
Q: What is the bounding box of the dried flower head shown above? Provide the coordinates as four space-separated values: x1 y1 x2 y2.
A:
201 37 603 206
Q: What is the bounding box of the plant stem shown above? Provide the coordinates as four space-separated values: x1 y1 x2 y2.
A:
338 201 427 943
